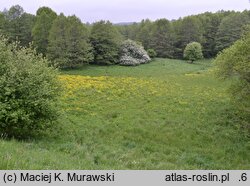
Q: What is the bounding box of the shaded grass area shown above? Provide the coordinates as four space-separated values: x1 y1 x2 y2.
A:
0 58 249 169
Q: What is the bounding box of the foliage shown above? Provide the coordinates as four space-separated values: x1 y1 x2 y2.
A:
174 16 203 58
18 13 35 46
215 12 250 52
149 19 175 58
1 5 250 61
214 32 250 113
199 13 222 58
119 40 151 66
90 21 122 65
0 5 35 47
184 42 203 63
32 7 57 55
1 59 249 169
66 16 93 67
0 36 61 139
47 14 68 67
147 49 157 58
0 13 6 33
136 19 153 50
47 14 93 68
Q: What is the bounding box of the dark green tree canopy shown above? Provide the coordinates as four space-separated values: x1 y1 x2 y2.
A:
48 14 93 68
32 7 57 55
90 20 122 65
5 5 24 20
0 5 35 46
177 16 203 49
216 12 250 52
47 13 69 66
149 19 175 58
136 19 153 50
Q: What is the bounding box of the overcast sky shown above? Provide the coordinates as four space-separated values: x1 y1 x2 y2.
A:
1 0 249 23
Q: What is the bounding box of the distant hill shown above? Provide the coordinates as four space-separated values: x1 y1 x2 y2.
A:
114 22 137 26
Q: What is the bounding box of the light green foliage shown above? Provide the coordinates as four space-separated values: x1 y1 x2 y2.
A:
147 48 157 58
119 39 151 66
48 14 93 68
0 36 61 139
184 42 203 63
90 21 122 65
214 32 250 112
32 7 57 55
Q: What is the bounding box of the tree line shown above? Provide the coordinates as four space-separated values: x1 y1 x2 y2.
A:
0 5 250 68
118 10 250 59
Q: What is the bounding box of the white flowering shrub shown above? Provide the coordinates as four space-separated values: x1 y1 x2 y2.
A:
119 40 151 66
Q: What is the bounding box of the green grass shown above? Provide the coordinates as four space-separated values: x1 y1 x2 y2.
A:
0 58 249 169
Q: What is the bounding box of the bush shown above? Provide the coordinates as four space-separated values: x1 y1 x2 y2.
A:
119 40 151 66
214 32 250 112
147 49 157 58
183 42 203 63
0 36 61 139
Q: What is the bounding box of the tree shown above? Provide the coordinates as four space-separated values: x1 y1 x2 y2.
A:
174 16 203 58
6 5 24 20
119 39 151 66
0 13 5 33
66 16 93 67
214 32 250 107
215 12 250 52
3 5 24 43
136 19 153 50
48 14 93 68
47 14 69 67
149 19 175 58
0 36 61 139
18 13 35 46
183 42 203 63
199 13 223 58
32 7 57 55
0 6 35 47
90 21 122 65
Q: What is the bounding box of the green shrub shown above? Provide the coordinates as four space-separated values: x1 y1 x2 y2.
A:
119 39 151 66
147 49 157 58
214 32 250 113
0 36 61 139
183 42 203 63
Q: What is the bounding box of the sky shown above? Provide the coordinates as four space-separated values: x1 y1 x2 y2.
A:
1 0 249 23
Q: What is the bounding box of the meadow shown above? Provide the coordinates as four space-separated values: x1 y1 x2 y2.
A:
0 58 249 169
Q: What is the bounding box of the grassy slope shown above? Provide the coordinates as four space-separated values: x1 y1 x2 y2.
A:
0 59 249 169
